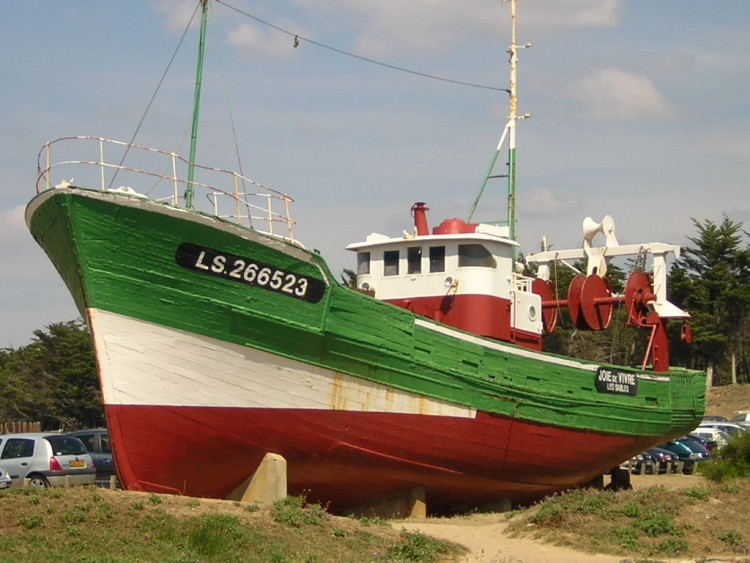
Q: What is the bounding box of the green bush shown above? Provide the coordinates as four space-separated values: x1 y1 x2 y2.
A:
682 487 710 503
633 510 682 538
615 526 640 550
654 536 689 556
718 529 746 552
614 500 642 518
530 501 564 526
700 432 750 482
18 514 44 529
271 495 327 528
386 530 451 562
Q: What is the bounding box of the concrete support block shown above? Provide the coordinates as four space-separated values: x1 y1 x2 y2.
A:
226 452 287 505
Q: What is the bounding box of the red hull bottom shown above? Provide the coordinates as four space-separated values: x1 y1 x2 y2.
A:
106 405 654 513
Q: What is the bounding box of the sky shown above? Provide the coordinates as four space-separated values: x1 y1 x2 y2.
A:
1 0 749 347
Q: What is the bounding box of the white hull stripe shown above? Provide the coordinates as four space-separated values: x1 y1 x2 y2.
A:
89 309 475 417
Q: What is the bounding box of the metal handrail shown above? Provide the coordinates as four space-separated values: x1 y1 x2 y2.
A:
36 136 296 241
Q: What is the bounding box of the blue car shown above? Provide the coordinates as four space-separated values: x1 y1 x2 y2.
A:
677 435 712 460
658 440 701 474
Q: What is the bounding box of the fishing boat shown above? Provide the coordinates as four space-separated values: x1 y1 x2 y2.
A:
25 1 704 513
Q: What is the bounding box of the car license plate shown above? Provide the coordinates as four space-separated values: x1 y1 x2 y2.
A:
0 482 9 489
70 460 85 468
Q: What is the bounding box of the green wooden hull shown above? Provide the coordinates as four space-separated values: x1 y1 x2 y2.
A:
25 186 706 508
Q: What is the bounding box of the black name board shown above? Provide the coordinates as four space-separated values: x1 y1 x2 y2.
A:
595 367 638 396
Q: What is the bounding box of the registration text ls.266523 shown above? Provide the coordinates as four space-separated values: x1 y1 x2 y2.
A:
175 243 325 303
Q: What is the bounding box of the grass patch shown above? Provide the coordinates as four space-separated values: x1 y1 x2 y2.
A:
0 487 465 562
717 529 747 553
188 513 245 557
506 479 750 559
271 495 328 528
387 530 456 562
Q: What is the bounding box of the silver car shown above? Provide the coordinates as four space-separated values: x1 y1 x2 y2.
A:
731 411 750 430
0 466 11 490
0 433 96 488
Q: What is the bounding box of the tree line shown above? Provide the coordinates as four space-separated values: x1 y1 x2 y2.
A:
0 320 103 431
1 216 748 430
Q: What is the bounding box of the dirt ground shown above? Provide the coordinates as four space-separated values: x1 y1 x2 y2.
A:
705 383 750 420
396 474 709 563
395 384 750 563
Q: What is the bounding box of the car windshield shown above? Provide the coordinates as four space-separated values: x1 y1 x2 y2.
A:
46 435 86 456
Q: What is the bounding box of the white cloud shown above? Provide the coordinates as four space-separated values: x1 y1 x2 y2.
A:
521 0 620 32
292 0 621 56
571 67 675 119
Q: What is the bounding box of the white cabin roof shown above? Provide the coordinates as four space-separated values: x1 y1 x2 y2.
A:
346 224 519 252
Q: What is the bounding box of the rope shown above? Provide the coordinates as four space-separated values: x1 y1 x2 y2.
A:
215 0 509 93
207 1 248 194
109 1 202 189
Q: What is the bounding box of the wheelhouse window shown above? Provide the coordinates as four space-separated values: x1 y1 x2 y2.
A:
407 246 422 274
429 246 445 273
458 244 496 268
357 252 371 275
384 250 400 276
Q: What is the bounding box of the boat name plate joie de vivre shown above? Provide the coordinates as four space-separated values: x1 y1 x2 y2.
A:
595 367 638 396
175 243 326 303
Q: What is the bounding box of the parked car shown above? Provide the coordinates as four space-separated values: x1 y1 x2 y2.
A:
621 451 652 474
731 411 750 430
697 421 747 437
0 466 11 490
702 415 728 422
65 429 115 482
658 440 701 474
680 433 716 454
0 433 96 488
691 428 732 449
623 451 650 474
675 435 712 461
645 447 679 474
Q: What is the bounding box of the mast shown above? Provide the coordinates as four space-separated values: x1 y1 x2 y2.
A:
468 0 529 264
185 0 209 209
507 0 519 245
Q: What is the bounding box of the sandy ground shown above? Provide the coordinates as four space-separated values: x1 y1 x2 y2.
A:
393 473 707 563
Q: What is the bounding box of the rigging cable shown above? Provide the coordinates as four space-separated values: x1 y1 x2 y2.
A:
215 0 509 94
207 0 248 197
109 1 202 189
